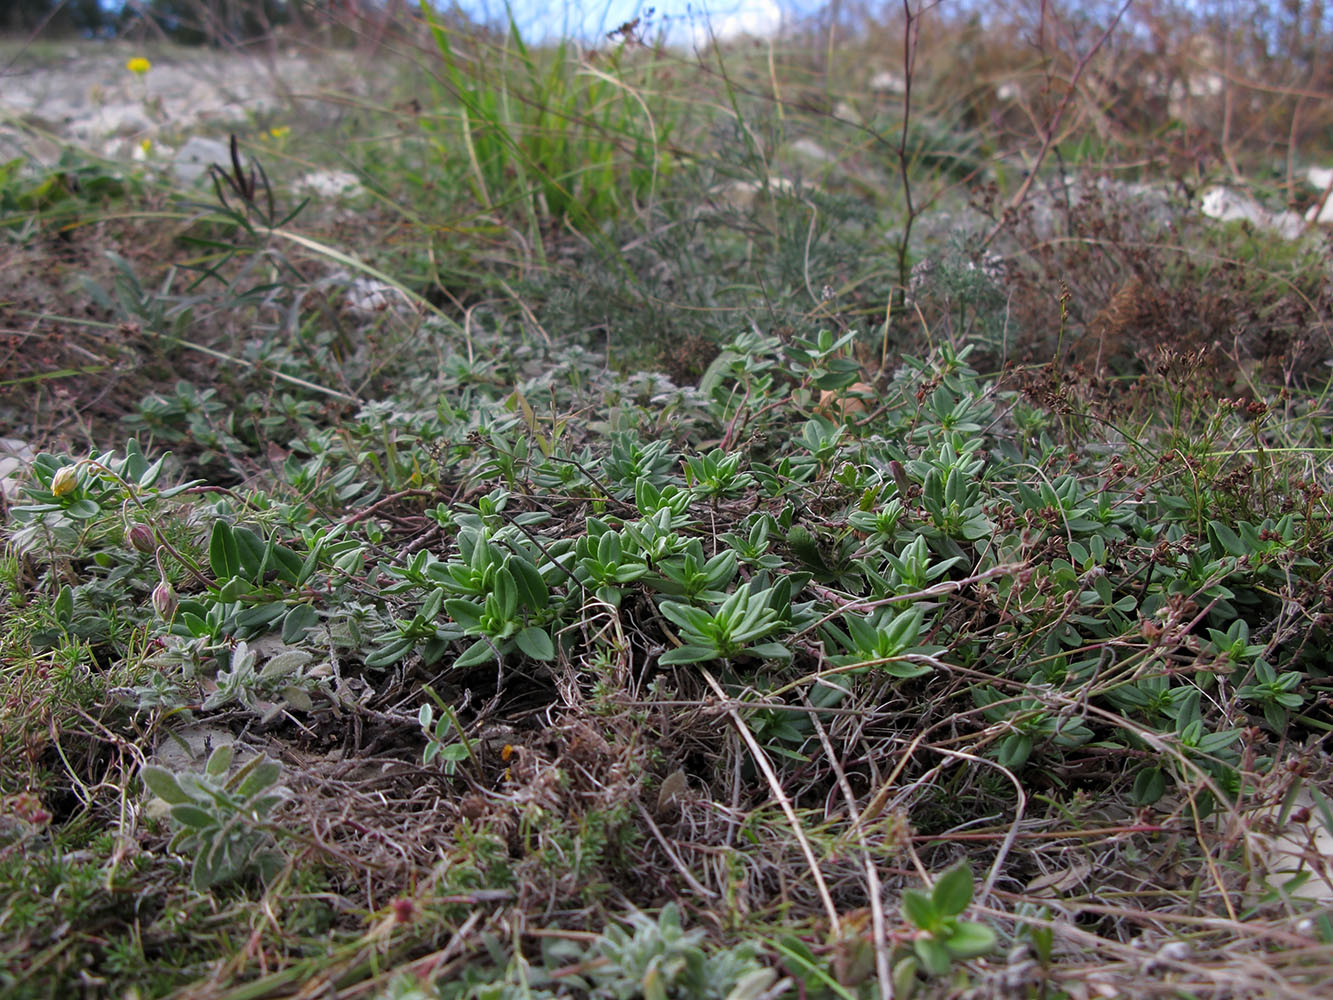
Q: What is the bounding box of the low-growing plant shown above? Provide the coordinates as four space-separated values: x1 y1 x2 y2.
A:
900 864 997 977
140 745 290 891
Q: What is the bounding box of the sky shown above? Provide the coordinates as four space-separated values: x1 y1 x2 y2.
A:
91 1 805 46
469 0 794 44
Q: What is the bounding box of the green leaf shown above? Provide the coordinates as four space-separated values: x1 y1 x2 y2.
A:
1132 767 1166 805
259 650 311 680
281 604 318 643
232 526 267 580
235 602 285 629
516 626 555 661
508 555 549 611
932 863 974 917
138 454 166 488
205 743 234 777
813 367 863 391
141 765 191 804
53 585 73 624
296 539 324 586
1208 520 1246 557
444 598 485 632
492 567 519 622
901 887 937 931
944 921 996 959
209 520 239 579
745 642 793 661
772 938 858 1000
170 803 216 829
892 957 919 999
642 962 667 1000
215 578 246 603
65 498 101 519
235 760 281 799
270 543 303 584
913 936 953 977
996 732 1032 770
364 638 413 668
659 600 713 634
660 645 718 665
725 969 777 1000
420 587 445 622
454 637 497 668
282 687 312 712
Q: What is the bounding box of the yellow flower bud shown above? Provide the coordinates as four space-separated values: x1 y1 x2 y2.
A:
127 57 152 76
51 466 78 497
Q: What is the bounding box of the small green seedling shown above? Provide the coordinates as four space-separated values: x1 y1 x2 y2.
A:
901 863 997 976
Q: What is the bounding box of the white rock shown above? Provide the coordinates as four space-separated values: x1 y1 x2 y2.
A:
74 103 152 139
172 135 234 184
1307 166 1333 191
1270 210 1306 238
297 169 363 198
147 723 246 773
870 70 906 94
1246 787 1333 904
789 138 835 164
1305 199 1333 224
0 438 36 503
131 139 171 162
345 277 404 316
1200 185 1257 224
1201 185 1305 239
714 177 799 211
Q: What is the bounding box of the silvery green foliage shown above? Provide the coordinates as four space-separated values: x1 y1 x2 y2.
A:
202 639 329 722
371 973 444 1000
588 903 776 1000
141 745 290 891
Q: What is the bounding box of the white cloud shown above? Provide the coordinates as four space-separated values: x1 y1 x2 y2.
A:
692 0 785 44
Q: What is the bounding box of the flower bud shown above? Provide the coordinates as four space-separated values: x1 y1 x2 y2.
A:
151 581 178 620
51 465 78 497
126 523 156 554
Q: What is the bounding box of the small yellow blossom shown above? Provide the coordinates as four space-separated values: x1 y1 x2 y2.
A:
127 56 151 76
268 126 291 140
139 138 153 154
51 466 78 497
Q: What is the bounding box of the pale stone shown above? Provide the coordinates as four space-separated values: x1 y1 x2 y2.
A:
0 438 35 503
297 169 363 198
173 135 234 184
870 70 906 94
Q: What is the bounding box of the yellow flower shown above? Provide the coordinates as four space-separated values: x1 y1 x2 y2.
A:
139 138 153 154
268 126 291 140
127 56 151 76
51 465 78 497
